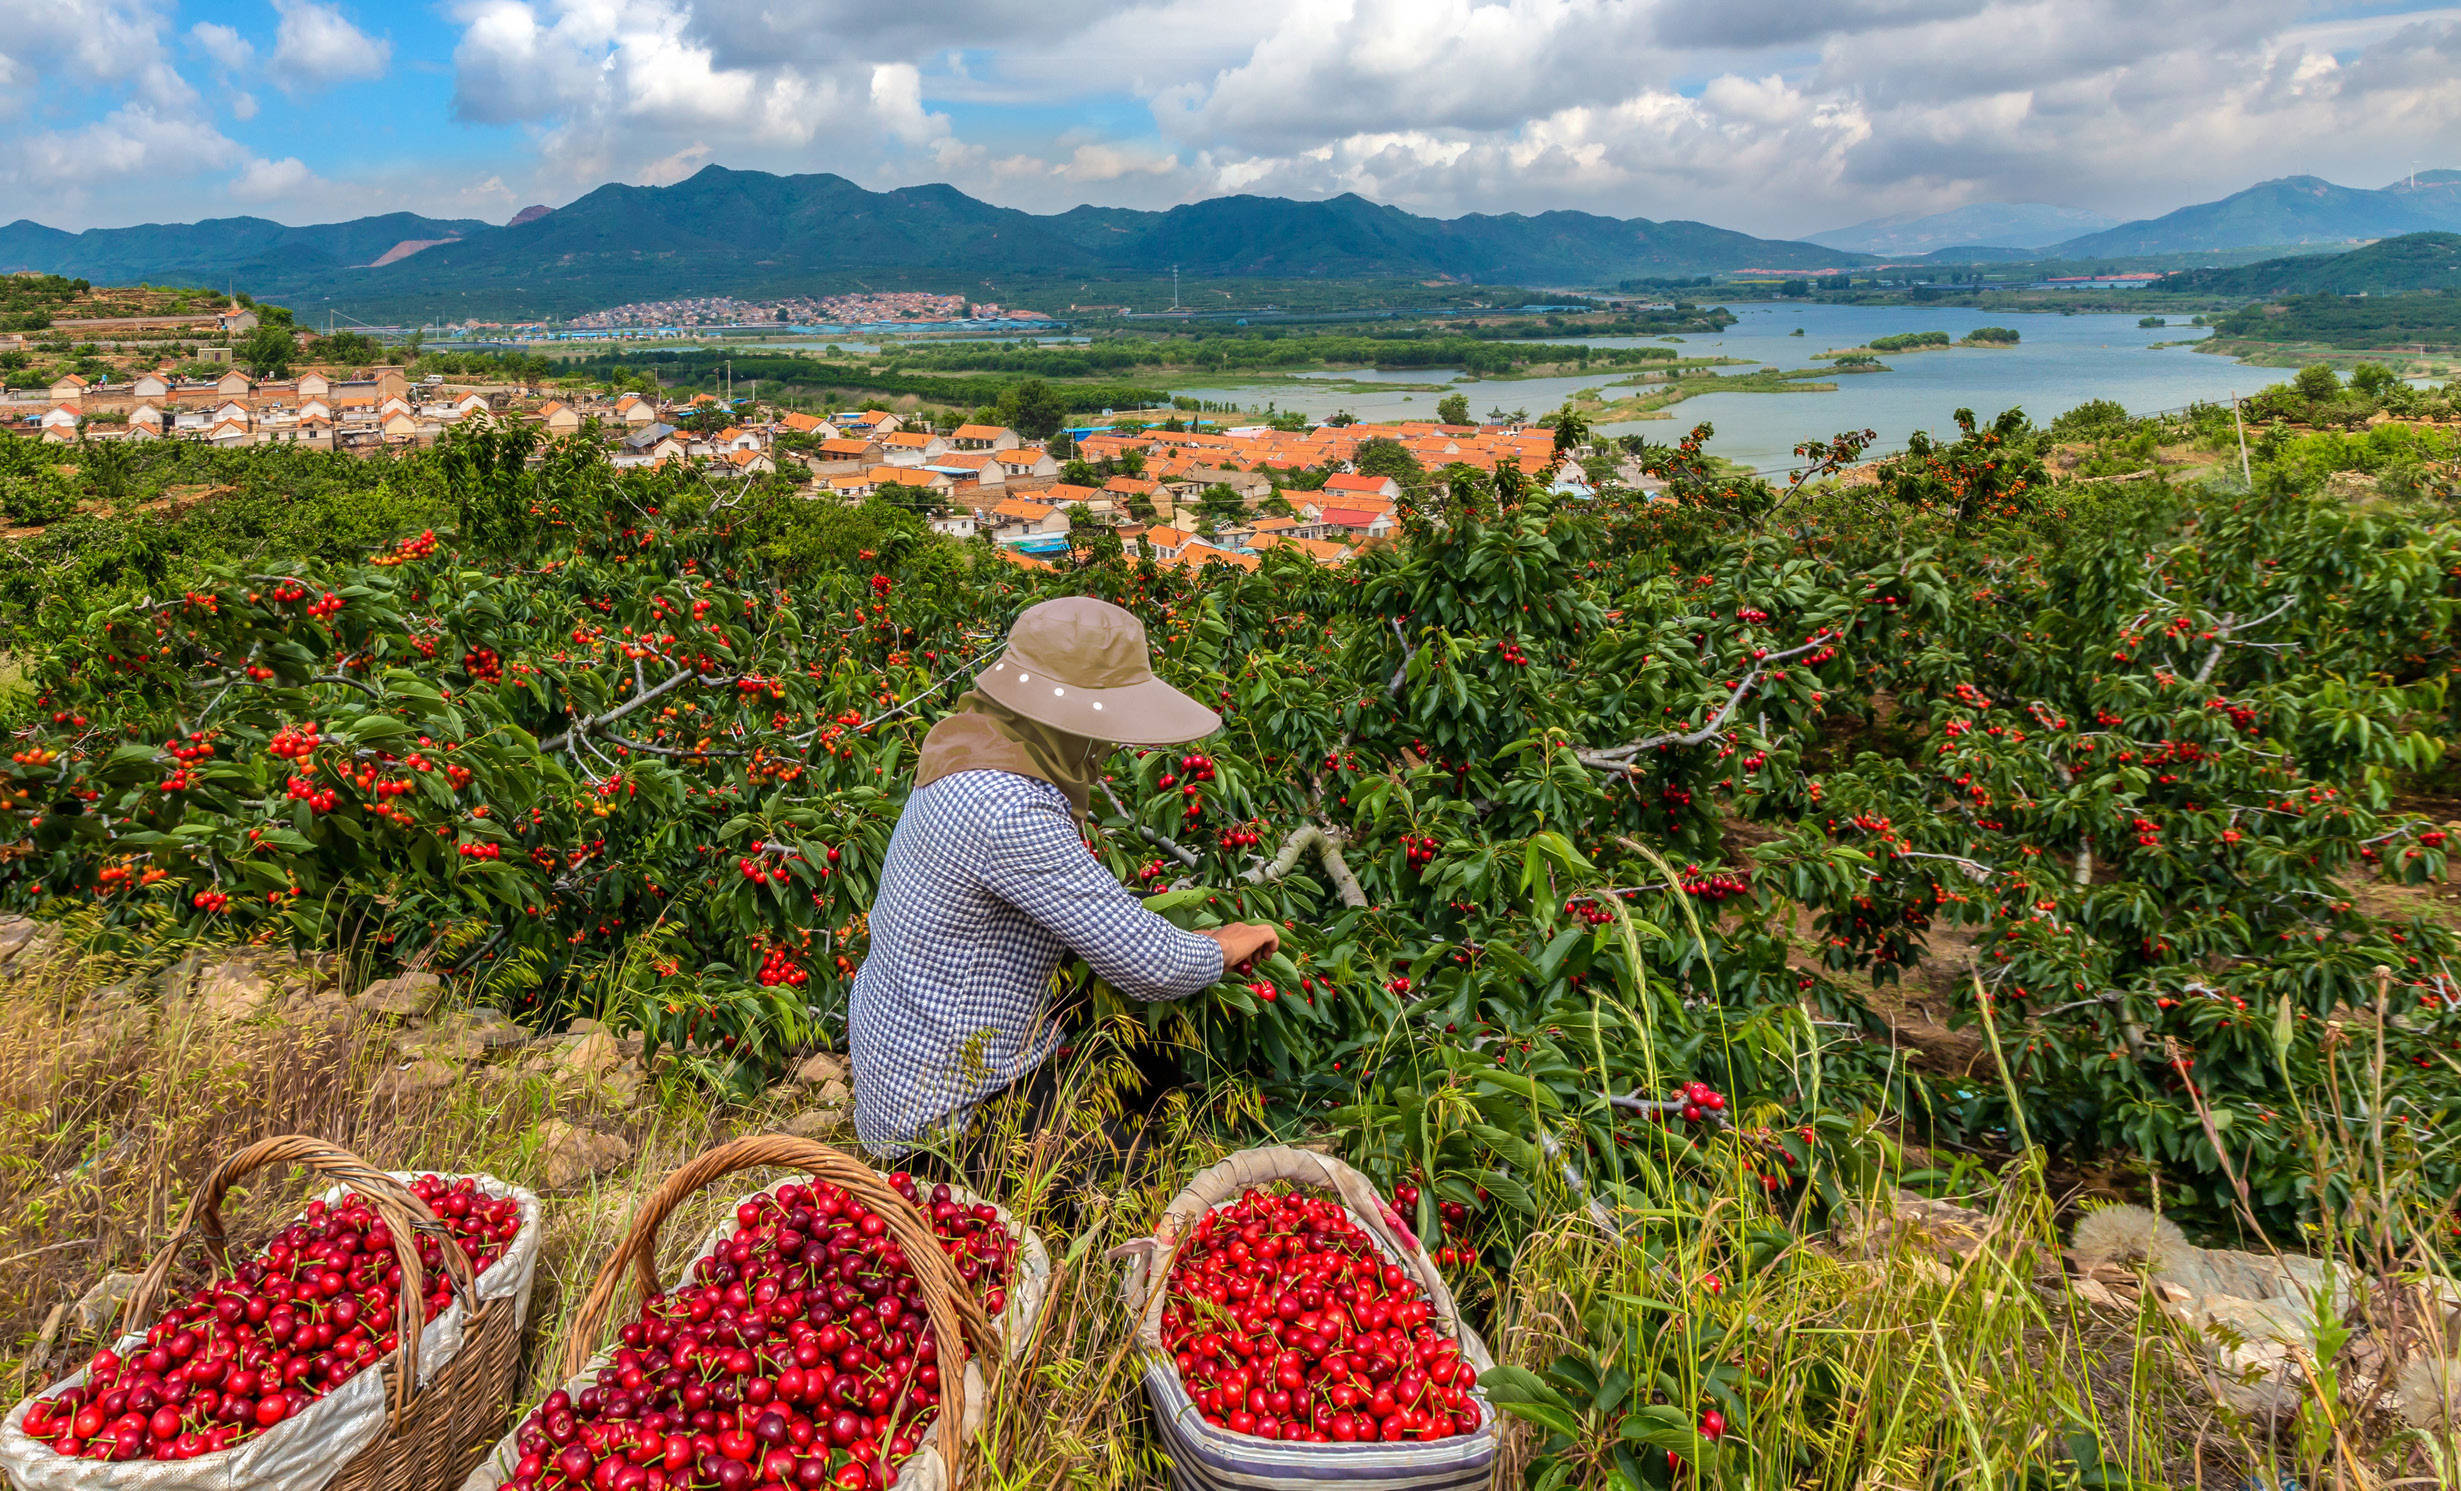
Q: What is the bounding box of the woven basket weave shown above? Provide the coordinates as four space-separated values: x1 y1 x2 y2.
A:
460 1134 1012 1491
0 1135 543 1491
1120 1146 1502 1491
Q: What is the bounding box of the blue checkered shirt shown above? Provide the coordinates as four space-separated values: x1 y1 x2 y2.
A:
848 769 1225 1155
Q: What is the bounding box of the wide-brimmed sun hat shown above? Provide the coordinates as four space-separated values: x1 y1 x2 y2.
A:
975 596 1220 744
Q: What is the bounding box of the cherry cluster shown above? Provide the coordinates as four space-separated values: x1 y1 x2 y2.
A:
754 946 809 988
1676 868 1751 902
9 746 59 767
373 531 440 567
1493 640 1530 668
21 1176 520 1464
189 889 231 913
1400 834 1440 870
285 775 341 814
457 841 505 861
1390 1183 1479 1268
1161 1186 1481 1445
267 723 322 763
1217 821 1264 853
94 863 166 893
492 1177 1011 1491
464 648 505 683
1668 1081 1727 1124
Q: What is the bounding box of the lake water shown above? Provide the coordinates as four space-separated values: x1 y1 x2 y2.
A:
1170 302 2299 473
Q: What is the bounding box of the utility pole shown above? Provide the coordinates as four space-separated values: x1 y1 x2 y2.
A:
1172 265 1180 312
2231 390 2251 486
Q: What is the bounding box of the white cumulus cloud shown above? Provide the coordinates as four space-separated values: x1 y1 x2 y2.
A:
270 0 392 94
230 155 319 201
191 20 254 72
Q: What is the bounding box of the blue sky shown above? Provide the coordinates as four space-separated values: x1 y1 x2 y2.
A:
4 0 2458 237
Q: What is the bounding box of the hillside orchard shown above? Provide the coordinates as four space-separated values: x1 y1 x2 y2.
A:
3 397 2461 1478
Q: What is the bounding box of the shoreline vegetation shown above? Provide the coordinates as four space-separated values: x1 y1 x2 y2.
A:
1566 364 1846 422
2194 337 2461 379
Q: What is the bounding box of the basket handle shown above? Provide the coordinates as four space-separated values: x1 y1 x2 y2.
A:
556 1135 999 1480
120 1135 474 1431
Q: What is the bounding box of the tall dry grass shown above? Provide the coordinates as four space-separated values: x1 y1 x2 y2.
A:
0 930 2444 1489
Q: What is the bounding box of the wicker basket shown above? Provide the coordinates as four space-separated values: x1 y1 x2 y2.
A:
459 1134 1014 1491
0 1134 544 1491
1119 1145 1503 1491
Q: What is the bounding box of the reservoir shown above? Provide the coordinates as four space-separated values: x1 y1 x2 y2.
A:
1170 302 2302 473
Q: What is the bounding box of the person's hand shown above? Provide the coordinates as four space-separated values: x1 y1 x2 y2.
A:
1197 922 1281 975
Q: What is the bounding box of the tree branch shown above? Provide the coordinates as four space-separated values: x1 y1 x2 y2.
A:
1098 778 1201 869
1241 823 1368 908
1576 632 1836 771
604 732 749 760
539 667 700 751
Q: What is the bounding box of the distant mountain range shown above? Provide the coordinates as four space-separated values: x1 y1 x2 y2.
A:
2157 232 2461 296
2047 173 2461 258
0 167 1858 321
1806 202 2118 256
0 212 492 291
7 165 2459 322
1810 174 2461 261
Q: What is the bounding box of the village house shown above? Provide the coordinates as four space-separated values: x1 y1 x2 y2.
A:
878 431 950 467
1038 483 1101 510
987 498 1069 542
1166 544 1261 575
132 372 170 400
296 372 331 400
1103 475 1163 513
928 512 977 538
779 410 840 439
992 448 1061 484
947 423 1020 452
1248 531 1353 567
923 452 1005 494
47 374 88 405
869 465 954 497
802 437 881 474
1316 505 1397 542
1321 472 1403 503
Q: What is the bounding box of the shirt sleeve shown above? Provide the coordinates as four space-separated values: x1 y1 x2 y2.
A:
978 787 1226 1002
